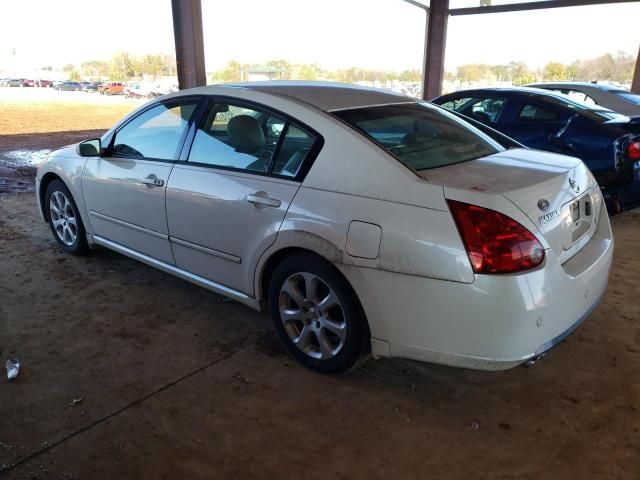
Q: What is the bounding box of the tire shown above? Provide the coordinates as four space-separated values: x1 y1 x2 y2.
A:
44 179 89 255
268 253 370 374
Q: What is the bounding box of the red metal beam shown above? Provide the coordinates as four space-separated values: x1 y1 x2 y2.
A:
422 0 449 100
449 0 639 16
632 45 640 94
171 0 206 90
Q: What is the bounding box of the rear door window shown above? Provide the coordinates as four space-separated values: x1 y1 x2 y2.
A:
188 103 282 172
187 100 319 178
440 97 506 124
271 125 317 177
439 97 476 112
559 89 596 105
517 104 560 121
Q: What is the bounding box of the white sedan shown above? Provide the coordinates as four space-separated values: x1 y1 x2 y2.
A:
36 81 614 373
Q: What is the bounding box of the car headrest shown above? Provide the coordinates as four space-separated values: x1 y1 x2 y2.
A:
227 115 265 154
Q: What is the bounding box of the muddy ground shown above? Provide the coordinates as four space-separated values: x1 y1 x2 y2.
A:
0 140 639 479
0 131 105 196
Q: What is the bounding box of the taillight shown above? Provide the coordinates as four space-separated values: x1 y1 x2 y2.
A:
628 141 640 160
448 200 545 274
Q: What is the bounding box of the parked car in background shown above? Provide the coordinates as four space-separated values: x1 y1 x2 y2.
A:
81 82 101 92
23 79 35 87
123 83 144 98
527 82 640 117
99 82 124 95
3 78 25 87
36 82 613 374
54 81 83 91
34 79 53 87
432 87 640 211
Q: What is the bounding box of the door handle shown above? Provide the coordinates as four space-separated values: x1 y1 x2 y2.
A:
141 176 165 187
247 193 281 208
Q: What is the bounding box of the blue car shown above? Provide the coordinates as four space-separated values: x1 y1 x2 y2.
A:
432 87 640 212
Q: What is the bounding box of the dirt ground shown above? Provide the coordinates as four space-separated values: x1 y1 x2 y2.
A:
0 102 639 479
0 88 140 135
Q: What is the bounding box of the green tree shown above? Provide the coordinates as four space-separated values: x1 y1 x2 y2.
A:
294 64 321 81
216 60 243 82
266 59 292 79
69 70 81 81
457 64 491 82
399 70 421 82
139 54 165 77
81 60 109 78
109 52 136 80
543 62 567 81
490 64 510 82
62 63 75 74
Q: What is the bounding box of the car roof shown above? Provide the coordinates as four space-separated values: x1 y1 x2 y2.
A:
435 86 611 103
439 86 565 96
175 81 416 112
526 82 625 92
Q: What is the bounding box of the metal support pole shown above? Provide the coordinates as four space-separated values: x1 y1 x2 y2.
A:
171 0 206 90
422 0 449 100
632 45 640 94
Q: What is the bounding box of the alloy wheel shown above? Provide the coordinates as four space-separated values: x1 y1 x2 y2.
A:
279 272 347 360
49 191 78 246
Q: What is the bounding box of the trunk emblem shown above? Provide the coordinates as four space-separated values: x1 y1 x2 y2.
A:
539 210 559 225
569 178 580 194
537 199 550 211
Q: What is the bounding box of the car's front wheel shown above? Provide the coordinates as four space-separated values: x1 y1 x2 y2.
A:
268 253 370 374
45 179 88 255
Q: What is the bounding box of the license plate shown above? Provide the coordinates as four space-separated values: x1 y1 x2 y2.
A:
567 195 593 244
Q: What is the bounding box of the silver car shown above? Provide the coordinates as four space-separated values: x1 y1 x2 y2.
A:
36 82 613 373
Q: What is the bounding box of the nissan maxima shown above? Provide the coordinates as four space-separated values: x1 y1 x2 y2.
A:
36 82 614 373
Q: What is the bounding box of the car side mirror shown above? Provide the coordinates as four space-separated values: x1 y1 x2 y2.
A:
77 138 102 157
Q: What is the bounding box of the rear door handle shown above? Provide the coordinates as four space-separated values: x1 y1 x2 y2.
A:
247 193 281 208
141 175 165 187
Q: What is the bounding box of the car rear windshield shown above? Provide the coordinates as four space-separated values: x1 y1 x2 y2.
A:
614 91 640 105
333 103 501 171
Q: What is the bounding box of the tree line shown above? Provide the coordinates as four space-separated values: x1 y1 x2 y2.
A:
450 51 636 85
57 52 178 81
209 59 422 84
52 50 636 85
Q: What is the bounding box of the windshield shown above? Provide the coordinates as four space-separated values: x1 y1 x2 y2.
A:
333 103 501 171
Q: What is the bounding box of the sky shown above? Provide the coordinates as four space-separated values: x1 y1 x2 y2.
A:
0 0 638 74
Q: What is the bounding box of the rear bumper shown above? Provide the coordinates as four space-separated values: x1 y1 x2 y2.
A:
533 289 603 357
339 207 614 371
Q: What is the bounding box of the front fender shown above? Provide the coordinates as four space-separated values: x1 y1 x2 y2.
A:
36 147 92 236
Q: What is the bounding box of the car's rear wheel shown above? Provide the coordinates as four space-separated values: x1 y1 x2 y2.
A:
45 179 88 255
268 253 370 374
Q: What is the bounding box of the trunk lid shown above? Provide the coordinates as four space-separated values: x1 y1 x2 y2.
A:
422 148 603 264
